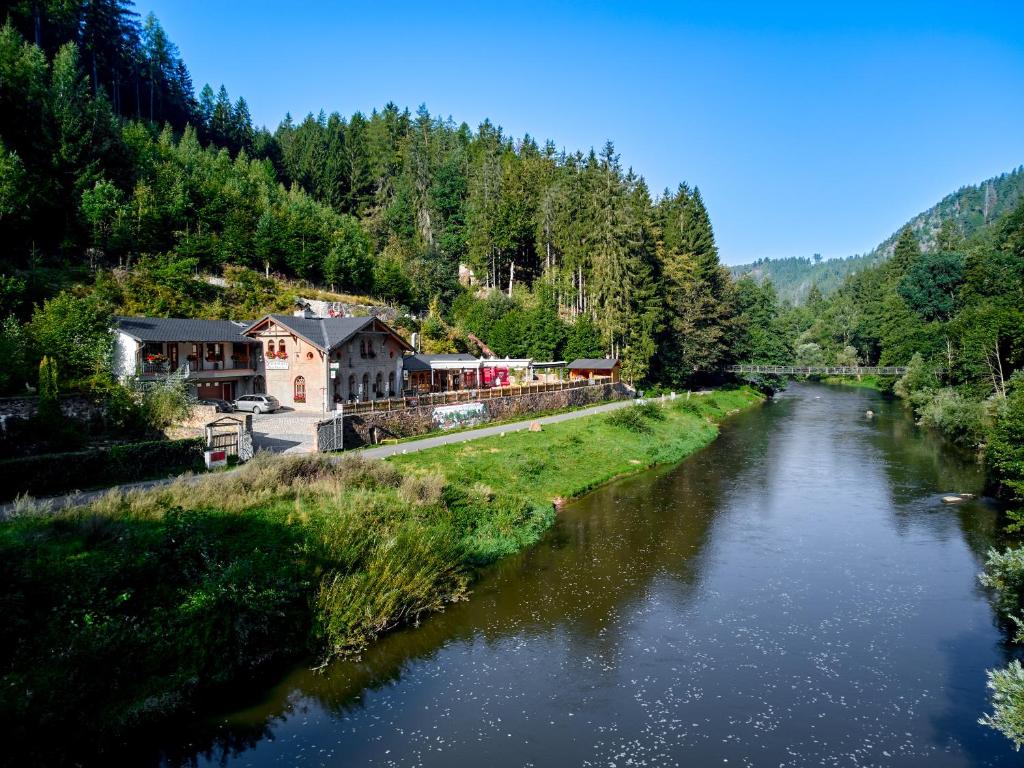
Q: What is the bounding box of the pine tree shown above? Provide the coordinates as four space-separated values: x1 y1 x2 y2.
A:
37 355 60 425
891 226 920 276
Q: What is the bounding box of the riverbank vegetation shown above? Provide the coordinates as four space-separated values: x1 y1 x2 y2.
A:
0 386 759 761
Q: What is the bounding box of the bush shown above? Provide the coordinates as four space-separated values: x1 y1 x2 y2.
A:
979 546 1024 748
916 388 987 448
980 546 1024 622
980 661 1024 750
0 438 204 501
894 351 939 402
633 401 667 421
606 406 653 433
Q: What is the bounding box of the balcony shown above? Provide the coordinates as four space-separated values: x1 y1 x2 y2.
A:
139 357 256 378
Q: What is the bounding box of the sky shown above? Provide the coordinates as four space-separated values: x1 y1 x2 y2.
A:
139 1 1024 265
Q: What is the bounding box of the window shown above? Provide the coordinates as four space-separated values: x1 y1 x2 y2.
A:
388 372 395 397
278 340 287 359
361 373 369 401
294 376 306 403
267 340 275 358
348 374 356 401
374 372 383 398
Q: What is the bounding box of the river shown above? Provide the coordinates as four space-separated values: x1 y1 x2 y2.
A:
152 383 1018 767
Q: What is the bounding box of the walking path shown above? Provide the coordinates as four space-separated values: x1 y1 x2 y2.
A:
2 398 635 515
360 398 633 459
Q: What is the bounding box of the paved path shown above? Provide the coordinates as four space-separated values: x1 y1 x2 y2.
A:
250 410 321 454
360 399 633 459
2 398 635 515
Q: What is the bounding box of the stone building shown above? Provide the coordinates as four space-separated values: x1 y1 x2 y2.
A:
243 313 413 411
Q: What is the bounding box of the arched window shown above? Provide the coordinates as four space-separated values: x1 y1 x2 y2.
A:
266 340 275 358
294 375 306 403
348 374 356 401
361 373 369 401
375 372 383 399
388 372 395 397
278 340 287 359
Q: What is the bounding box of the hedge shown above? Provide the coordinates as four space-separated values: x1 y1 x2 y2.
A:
0 438 205 502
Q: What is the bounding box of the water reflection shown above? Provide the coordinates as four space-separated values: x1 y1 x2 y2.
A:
153 383 1015 767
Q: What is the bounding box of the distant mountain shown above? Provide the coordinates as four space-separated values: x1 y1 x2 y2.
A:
732 165 1024 304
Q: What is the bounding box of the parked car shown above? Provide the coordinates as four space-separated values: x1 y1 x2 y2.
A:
199 398 234 413
233 394 281 414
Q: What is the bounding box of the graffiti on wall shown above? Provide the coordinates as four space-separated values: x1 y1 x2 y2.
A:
432 402 487 430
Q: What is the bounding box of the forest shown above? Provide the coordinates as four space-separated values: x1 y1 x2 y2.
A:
0 0 778 393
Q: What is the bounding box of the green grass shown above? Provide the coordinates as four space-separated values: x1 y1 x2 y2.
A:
818 375 884 390
0 386 761 761
392 387 761 513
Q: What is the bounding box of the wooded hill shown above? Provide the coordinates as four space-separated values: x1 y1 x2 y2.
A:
732 166 1024 304
0 0 769 391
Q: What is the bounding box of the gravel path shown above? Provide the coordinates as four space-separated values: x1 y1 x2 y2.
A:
2 398 635 515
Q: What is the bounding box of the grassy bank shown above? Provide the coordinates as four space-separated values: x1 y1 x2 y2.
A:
0 386 761 761
817 374 887 390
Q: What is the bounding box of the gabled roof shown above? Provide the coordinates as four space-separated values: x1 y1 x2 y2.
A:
402 353 478 372
114 316 250 343
568 358 619 370
243 314 414 353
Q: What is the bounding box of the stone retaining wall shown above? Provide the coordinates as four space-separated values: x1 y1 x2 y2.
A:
0 394 104 423
317 382 632 450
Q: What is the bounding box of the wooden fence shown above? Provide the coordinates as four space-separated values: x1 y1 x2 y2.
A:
333 376 614 416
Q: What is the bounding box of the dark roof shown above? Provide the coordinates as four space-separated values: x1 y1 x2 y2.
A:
115 316 250 343
246 314 414 352
568 358 619 370
402 353 478 372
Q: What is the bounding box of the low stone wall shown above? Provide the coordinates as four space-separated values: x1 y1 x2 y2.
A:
0 394 104 423
317 382 632 450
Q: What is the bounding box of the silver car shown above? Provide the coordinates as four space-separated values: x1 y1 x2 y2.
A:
233 394 280 414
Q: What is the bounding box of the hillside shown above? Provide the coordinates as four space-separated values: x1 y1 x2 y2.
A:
733 165 1024 303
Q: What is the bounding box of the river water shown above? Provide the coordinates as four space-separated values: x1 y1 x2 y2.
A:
154 383 1018 767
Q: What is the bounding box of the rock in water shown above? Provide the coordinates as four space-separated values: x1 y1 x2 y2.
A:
866 410 874 418
942 495 964 504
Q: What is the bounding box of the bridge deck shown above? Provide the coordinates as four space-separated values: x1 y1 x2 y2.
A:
728 365 907 376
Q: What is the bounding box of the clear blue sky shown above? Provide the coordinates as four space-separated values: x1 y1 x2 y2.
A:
140 1 1024 265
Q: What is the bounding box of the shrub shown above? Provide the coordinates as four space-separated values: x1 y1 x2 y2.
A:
37 356 61 426
916 388 987 448
634 401 667 421
979 546 1024 747
676 399 702 415
606 406 652 433
980 546 1024 622
140 367 194 430
895 351 939 402
980 661 1024 749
